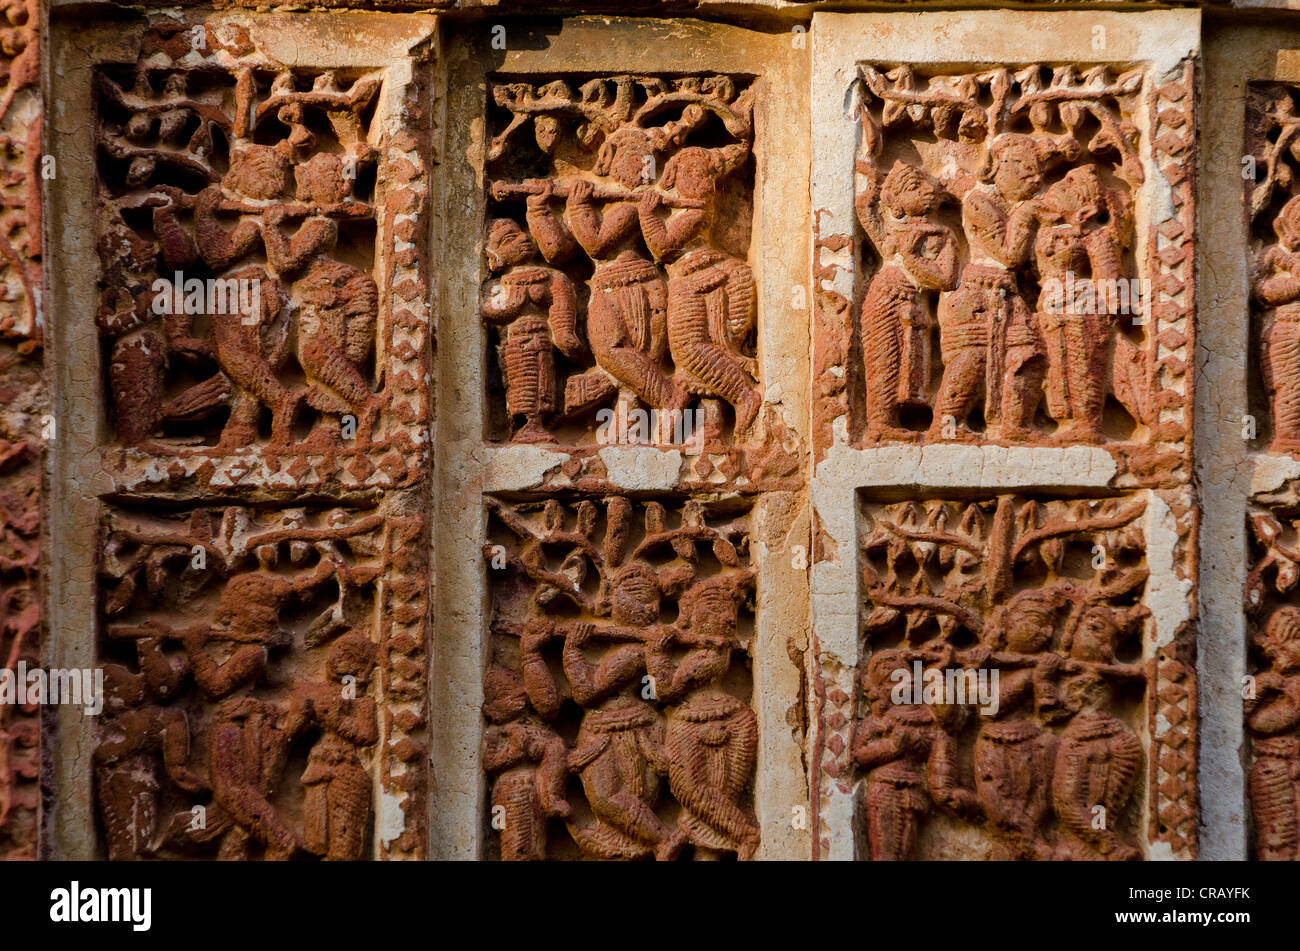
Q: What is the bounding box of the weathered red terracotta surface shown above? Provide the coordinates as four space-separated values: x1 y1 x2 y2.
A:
0 0 40 862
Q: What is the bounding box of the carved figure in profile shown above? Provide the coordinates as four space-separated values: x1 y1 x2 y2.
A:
855 141 959 440
852 650 978 861
1256 198 1300 452
1246 605 1300 860
642 140 761 435
482 217 582 443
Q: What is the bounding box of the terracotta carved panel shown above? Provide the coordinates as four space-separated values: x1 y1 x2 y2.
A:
482 74 797 484
0 0 39 861
0 339 40 861
815 61 1194 482
1245 503 1300 860
482 495 759 860
1248 82 1300 455
1240 84 1300 862
844 492 1193 860
94 500 427 859
93 28 430 499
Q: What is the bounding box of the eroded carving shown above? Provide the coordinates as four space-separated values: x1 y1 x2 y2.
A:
483 496 758 860
854 494 1153 860
0 338 39 860
1245 506 1300 859
94 502 427 860
0 0 39 860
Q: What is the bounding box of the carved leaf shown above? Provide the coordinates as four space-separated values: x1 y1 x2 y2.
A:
865 604 900 631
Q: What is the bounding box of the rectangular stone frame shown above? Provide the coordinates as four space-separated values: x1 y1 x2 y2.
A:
45 9 438 859
436 15 811 859
810 10 1201 861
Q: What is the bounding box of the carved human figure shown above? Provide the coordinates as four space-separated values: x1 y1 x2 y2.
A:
484 496 758 861
560 592 688 859
1255 196 1300 452
973 589 1061 860
194 141 353 276
262 152 354 277
294 632 379 861
852 650 978 860
510 555 684 860
658 575 760 859
96 215 173 446
207 696 300 860
1032 165 1134 441
292 258 381 442
113 557 339 701
208 266 296 449
94 659 202 860
107 93 376 449
193 143 293 273
1045 670 1142 860
533 128 684 415
564 695 684 861
482 217 583 442
641 143 761 435
856 157 960 440
932 134 1072 438
1246 605 1300 859
481 666 571 861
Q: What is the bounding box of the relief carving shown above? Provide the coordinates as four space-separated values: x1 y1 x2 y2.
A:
853 494 1156 860
0 0 39 860
0 339 39 860
483 496 759 860
93 49 430 496
1244 506 1300 859
484 75 787 465
1247 83 1300 454
848 65 1173 452
94 502 427 859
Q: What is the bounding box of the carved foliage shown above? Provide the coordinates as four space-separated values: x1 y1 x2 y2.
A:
853 494 1151 860
483 496 759 860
